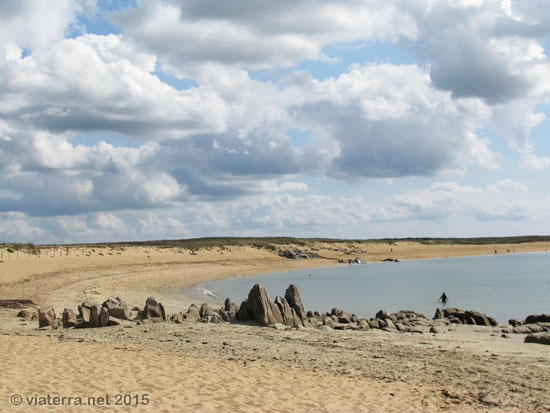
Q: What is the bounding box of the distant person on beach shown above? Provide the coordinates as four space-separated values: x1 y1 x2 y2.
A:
439 292 448 303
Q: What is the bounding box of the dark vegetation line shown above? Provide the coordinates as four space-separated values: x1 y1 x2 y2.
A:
2 235 550 253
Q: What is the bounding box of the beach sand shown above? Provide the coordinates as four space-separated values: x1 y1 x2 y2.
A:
1 240 550 412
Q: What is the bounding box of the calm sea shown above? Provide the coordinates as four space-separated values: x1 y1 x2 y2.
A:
197 252 550 324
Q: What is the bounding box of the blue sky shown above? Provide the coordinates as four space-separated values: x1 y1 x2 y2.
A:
1 0 550 243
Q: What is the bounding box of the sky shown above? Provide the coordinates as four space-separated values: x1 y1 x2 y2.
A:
1 0 550 243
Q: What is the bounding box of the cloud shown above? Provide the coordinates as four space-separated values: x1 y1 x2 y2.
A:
0 34 227 139
113 0 418 75
3 178 547 243
293 63 499 178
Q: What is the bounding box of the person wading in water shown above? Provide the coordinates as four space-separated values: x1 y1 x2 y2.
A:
439 292 448 303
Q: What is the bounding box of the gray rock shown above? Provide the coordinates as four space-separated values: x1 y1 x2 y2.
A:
199 303 211 318
524 333 550 345
317 325 332 331
430 326 442 334
376 310 390 319
274 296 303 327
284 284 307 321
524 314 550 324
394 322 407 332
241 284 284 326
38 306 57 329
323 317 335 328
385 319 396 329
224 298 239 313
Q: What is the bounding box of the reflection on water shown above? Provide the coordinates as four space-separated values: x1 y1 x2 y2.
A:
200 252 550 323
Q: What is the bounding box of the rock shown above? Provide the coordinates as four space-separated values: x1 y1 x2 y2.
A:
514 323 547 334
306 310 315 318
102 297 129 320
369 319 381 329
270 323 287 330
89 304 101 328
465 311 491 326
317 325 332 331
394 322 407 332
434 308 444 319
144 297 166 322
199 303 210 318
385 319 396 330
278 249 320 259
38 306 57 329
224 298 239 313
241 284 284 326
100 307 109 327
108 316 133 327
524 333 550 345
170 313 185 324
508 319 520 327
17 309 35 319
186 305 200 317
78 300 98 324
406 327 425 334
338 315 351 324
524 314 550 324
62 308 77 328
430 326 442 334
284 284 307 321
274 296 303 327
376 310 390 319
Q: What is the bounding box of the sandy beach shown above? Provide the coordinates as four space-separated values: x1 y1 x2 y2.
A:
1 240 550 412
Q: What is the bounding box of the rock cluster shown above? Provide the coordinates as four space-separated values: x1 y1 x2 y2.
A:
37 296 167 329
502 314 550 336
236 284 305 327
278 249 320 259
433 308 498 326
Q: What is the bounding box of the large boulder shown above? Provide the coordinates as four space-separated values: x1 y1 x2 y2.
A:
143 297 166 322
241 284 284 326
284 284 306 321
274 296 303 327
38 306 57 329
102 297 130 320
525 314 550 324
524 333 550 345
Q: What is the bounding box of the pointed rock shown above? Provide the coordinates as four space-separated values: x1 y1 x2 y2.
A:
284 284 306 321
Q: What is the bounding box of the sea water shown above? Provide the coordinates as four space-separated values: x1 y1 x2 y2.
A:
198 252 550 323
